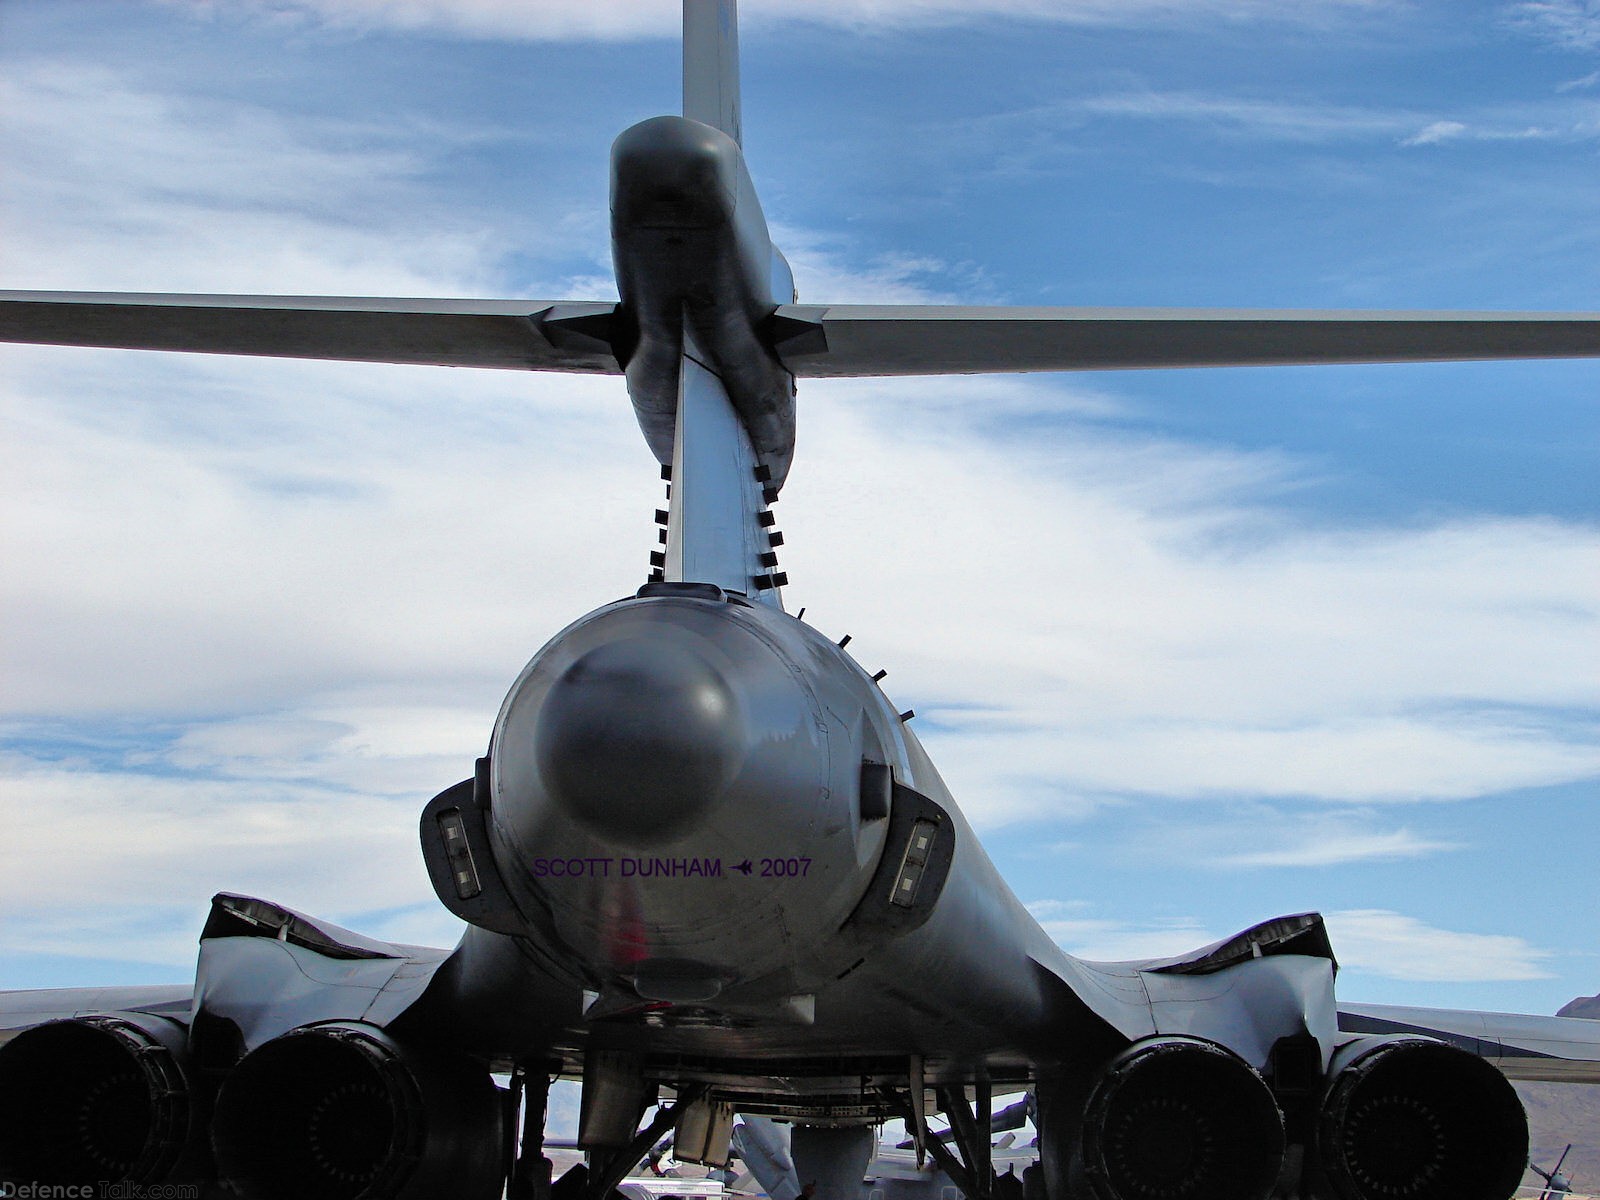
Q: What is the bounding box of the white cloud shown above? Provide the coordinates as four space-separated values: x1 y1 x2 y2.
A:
0 752 449 968
779 386 1600 823
1400 118 1566 146
774 224 983 306
1325 909 1555 982
0 351 655 717
1217 826 1457 868
1065 94 1585 151
1505 0 1600 51
1030 903 1556 980
171 0 1394 41
1086 806 1465 869
358 904 471 952
1403 119 1469 146
1027 900 1215 961
1080 91 1412 142
0 63 512 295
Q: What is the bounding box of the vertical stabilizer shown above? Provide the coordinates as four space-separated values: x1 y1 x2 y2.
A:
683 0 741 145
666 329 783 608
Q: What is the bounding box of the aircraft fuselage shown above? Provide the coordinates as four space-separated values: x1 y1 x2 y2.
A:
425 585 1130 1100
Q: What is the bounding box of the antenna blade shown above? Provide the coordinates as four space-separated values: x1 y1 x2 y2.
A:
772 304 1600 377
0 291 622 373
683 0 741 145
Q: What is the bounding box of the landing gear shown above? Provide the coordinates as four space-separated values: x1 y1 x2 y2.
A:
583 1098 686 1200
885 1072 1003 1200
508 1066 555 1200
544 1049 719 1200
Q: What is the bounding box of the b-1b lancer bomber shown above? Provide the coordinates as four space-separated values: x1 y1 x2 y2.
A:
3 4 1600 1199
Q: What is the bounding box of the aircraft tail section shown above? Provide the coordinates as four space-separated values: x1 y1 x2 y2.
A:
683 0 741 145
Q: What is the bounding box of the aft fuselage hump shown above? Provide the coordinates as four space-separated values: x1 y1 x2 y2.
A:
610 116 797 488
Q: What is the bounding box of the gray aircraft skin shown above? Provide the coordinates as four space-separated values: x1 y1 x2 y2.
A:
3 4 1600 1200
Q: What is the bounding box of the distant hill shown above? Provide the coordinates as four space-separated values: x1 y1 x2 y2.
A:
1517 1080 1600 1190
1517 994 1599 1192
1560 993 1600 1021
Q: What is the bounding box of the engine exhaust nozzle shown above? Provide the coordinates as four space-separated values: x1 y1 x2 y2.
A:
1076 1035 1285 1200
1314 1036 1528 1200
0 1013 202 1185
211 1021 502 1200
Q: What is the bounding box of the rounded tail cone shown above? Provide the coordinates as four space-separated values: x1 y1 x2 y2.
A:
534 636 747 847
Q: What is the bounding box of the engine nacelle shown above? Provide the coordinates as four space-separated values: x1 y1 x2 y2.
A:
210 1021 503 1200
0 1012 207 1184
1075 1036 1285 1200
1313 1036 1527 1200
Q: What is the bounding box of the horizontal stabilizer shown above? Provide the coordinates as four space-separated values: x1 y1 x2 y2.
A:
771 304 1600 376
10 293 1599 380
1340 1001 1600 1084
0 985 192 1048
0 291 622 373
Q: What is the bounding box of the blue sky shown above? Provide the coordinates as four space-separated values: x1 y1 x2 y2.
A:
1 0 1597 1028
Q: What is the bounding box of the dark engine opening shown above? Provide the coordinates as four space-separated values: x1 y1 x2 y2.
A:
1078 1036 1285 1200
210 1021 502 1200
1315 1038 1528 1200
0 1015 197 1184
